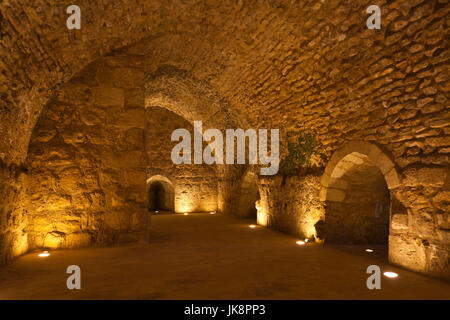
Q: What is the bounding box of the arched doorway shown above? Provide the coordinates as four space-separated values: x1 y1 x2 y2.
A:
320 142 400 250
147 175 175 212
237 170 261 219
324 152 390 244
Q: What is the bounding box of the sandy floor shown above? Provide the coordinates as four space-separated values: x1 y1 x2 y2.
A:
0 213 448 300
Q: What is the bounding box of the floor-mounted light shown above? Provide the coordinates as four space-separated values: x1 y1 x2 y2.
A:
249 225 256 229
365 249 374 253
296 241 305 245
210 211 216 215
383 271 399 278
155 211 159 213
38 251 50 258
183 213 189 216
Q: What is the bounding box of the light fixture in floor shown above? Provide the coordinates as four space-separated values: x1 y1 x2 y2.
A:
38 251 50 258
365 249 374 253
296 241 305 245
383 271 398 278
210 211 216 215
249 224 256 229
155 211 159 213
304 239 309 243
183 213 189 216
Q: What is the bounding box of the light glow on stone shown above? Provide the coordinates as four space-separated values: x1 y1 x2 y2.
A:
38 251 50 258
383 272 399 278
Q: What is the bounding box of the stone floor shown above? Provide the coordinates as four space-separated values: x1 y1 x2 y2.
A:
0 213 448 300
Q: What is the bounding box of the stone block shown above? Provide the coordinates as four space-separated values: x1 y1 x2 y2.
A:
326 188 346 202
403 167 447 186
389 235 427 273
94 87 125 108
391 213 409 230
384 168 400 189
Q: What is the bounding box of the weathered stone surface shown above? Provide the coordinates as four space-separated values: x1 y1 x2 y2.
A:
259 174 325 240
0 0 447 278
145 107 218 213
392 214 409 231
402 167 447 186
389 235 427 273
25 55 150 251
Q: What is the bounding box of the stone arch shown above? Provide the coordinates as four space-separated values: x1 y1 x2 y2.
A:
144 67 249 215
145 66 246 130
320 141 400 200
146 175 175 212
319 141 400 245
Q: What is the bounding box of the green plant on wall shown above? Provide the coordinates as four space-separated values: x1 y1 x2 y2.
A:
279 132 324 175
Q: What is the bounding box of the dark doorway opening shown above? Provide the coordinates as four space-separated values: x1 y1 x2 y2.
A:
324 152 390 247
147 177 175 212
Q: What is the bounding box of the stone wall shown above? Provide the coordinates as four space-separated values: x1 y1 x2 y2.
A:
145 107 218 213
26 49 150 250
0 163 29 264
0 0 448 277
258 174 325 241
263 141 448 278
389 166 449 276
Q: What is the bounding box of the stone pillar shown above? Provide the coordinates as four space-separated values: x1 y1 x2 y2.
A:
389 166 449 278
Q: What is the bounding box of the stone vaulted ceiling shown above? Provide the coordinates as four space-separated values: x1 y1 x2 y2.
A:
0 0 448 171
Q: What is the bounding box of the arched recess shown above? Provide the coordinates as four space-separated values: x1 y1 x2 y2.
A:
145 65 246 130
236 169 261 219
145 67 249 215
146 175 175 212
319 141 400 247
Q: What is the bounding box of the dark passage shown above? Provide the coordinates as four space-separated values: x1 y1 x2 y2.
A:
148 182 166 211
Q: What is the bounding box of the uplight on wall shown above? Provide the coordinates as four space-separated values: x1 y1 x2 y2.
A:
256 200 269 227
38 251 50 258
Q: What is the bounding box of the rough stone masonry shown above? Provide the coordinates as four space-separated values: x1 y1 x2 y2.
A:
0 0 448 279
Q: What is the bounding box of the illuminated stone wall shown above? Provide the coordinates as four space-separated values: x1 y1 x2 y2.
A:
145 107 218 213
26 49 150 250
0 1 448 277
257 174 325 241
259 141 448 278
0 163 29 264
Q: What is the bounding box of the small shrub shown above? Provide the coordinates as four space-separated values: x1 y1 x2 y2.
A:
279 132 324 176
